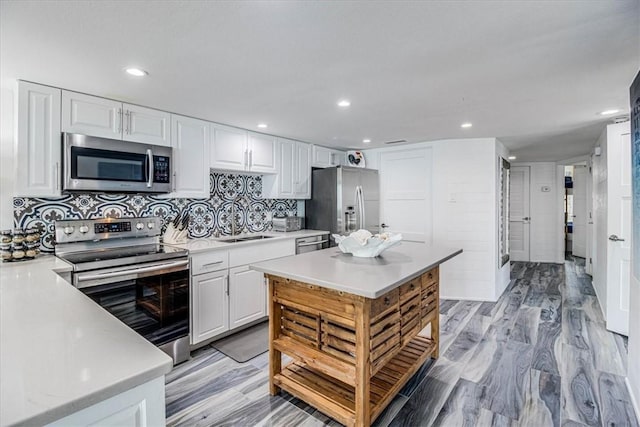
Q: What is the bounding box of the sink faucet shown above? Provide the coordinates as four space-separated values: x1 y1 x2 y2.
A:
230 195 246 236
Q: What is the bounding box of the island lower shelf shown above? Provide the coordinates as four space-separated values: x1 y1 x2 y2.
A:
266 266 440 427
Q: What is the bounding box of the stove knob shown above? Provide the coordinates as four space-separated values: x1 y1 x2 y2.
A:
63 226 75 235
136 222 144 230
147 222 155 229
78 225 89 234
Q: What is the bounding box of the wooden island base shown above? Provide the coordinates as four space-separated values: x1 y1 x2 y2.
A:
267 267 440 427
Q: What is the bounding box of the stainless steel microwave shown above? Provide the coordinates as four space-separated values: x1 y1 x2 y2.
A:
63 133 172 193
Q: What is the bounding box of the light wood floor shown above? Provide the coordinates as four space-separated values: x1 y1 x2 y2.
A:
165 258 638 426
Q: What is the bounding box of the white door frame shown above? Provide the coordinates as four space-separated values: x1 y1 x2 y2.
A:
509 166 531 261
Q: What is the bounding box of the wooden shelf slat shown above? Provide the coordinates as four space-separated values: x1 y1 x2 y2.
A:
273 336 356 384
276 335 436 425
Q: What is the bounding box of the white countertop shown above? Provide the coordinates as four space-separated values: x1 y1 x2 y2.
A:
0 256 173 427
169 229 330 253
250 242 462 298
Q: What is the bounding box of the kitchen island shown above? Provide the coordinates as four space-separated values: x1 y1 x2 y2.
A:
251 242 462 426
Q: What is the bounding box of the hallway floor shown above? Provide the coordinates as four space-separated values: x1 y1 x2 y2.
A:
165 259 638 426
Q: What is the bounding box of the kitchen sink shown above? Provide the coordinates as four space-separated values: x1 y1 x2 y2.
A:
218 235 274 243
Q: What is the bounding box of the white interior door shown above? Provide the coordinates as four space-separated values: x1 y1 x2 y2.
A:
606 125 631 335
509 166 530 261
572 166 587 258
379 148 432 242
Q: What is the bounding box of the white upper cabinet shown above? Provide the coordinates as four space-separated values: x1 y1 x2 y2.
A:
312 145 345 168
210 127 277 174
62 91 170 146
62 91 122 139
16 81 62 197
247 132 277 174
123 103 170 146
263 138 311 199
295 142 311 197
210 124 248 171
170 114 210 198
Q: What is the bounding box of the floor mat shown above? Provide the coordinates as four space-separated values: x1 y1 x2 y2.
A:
211 321 268 363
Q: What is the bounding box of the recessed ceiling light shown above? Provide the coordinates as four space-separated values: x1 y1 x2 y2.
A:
337 99 351 108
461 122 472 128
600 109 620 115
363 139 371 143
257 123 268 129
124 67 148 77
508 156 517 160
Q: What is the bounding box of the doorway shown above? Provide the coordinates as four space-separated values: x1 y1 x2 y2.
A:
563 165 588 260
509 166 530 261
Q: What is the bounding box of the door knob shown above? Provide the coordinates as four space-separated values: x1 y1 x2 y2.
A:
609 234 625 242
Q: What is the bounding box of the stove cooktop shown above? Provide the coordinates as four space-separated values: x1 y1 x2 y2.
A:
58 244 188 272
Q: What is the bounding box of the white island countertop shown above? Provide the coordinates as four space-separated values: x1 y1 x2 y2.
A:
168 229 330 253
0 256 173 427
251 242 462 298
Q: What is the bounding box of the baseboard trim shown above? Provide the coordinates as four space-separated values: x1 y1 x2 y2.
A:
625 377 640 423
439 295 497 303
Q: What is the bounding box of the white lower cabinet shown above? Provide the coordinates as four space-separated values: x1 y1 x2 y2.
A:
46 376 165 427
191 270 229 345
229 266 267 329
190 240 295 345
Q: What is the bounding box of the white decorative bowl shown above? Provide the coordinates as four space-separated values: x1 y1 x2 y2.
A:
332 231 403 258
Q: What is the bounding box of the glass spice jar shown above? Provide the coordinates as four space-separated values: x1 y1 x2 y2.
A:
25 229 39 243
12 229 25 244
0 243 12 261
11 243 25 259
1 230 12 244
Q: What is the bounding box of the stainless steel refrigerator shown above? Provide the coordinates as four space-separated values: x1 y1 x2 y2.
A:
305 166 380 242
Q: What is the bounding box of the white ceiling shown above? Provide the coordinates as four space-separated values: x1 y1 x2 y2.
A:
1 1 638 161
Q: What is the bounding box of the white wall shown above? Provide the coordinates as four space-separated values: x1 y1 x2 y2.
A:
365 137 509 301
496 140 511 297
510 162 562 263
592 127 608 316
0 82 16 229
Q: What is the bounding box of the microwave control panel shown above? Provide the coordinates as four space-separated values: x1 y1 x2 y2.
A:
153 156 170 183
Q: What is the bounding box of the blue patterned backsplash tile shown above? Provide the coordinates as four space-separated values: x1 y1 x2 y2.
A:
13 173 297 252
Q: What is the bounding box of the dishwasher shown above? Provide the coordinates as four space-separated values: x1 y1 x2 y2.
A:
295 234 330 254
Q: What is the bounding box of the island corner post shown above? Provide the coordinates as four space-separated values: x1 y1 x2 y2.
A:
264 265 442 427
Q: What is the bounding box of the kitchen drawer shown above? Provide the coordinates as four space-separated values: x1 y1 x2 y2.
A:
191 250 229 275
228 239 295 267
399 277 421 303
371 288 399 320
421 267 439 288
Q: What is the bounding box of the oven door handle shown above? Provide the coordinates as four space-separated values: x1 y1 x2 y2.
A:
76 260 189 283
146 149 154 188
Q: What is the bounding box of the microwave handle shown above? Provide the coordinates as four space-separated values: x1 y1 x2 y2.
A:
146 149 153 188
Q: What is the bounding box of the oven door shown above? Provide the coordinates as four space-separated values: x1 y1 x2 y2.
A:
76 259 189 347
63 133 172 193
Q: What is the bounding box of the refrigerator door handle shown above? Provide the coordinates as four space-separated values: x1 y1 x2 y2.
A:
360 186 366 230
357 185 365 230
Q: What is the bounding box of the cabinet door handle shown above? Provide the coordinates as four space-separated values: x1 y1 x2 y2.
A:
244 150 249 170
225 276 229 296
249 150 253 168
125 110 131 134
55 162 60 191
117 108 123 133
172 172 177 192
